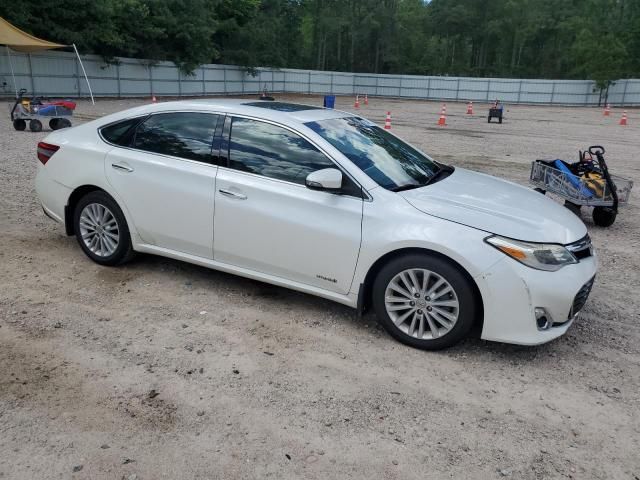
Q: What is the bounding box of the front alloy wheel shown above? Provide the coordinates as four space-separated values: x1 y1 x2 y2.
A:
384 268 460 340
372 254 477 350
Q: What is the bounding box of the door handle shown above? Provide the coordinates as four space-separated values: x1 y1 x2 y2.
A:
218 188 247 200
111 163 134 173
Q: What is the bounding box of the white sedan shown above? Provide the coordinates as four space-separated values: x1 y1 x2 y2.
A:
35 99 597 349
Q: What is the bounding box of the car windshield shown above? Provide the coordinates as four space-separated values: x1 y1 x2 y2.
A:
305 116 440 191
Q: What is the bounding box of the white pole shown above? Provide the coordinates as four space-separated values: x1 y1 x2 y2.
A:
72 43 94 104
6 46 18 97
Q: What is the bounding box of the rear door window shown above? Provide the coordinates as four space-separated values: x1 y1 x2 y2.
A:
132 112 219 163
100 117 145 146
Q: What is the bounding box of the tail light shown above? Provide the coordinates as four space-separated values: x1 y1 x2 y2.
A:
37 142 60 165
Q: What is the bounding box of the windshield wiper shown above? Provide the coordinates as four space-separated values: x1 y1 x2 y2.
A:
421 165 454 187
390 183 422 192
390 165 454 192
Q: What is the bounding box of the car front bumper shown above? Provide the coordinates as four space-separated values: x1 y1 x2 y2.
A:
475 252 597 345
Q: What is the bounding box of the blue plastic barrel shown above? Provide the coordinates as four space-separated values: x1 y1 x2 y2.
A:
323 95 336 109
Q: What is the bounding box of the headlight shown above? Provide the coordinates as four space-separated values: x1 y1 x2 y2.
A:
485 235 577 271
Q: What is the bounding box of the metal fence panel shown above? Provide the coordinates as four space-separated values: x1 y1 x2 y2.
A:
458 79 489 101
622 80 640 104
80 58 118 79
0 52 30 74
31 53 76 77
203 67 224 81
332 73 354 95
205 78 225 94
154 63 178 81
80 78 117 96
34 76 76 96
1 50 639 105
0 51 31 91
284 70 308 93
119 60 149 80
119 79 150 96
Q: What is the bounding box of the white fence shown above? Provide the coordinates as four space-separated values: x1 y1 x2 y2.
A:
2 50 640 106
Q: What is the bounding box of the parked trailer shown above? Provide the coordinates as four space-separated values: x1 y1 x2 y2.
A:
10 88 75 132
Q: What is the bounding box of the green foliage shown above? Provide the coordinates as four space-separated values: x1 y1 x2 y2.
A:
2 0 640 81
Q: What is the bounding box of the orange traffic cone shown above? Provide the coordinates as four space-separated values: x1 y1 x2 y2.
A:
354 95 360 108
384 111 392 130
364 94 368 106
466 102 473 115
603 104 610 116
438 109 447 126
151 95 157 103
619 110 628 126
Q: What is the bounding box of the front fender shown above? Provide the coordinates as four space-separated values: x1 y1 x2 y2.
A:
351 193 503 295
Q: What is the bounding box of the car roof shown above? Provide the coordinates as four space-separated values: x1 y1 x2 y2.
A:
98 98 355 126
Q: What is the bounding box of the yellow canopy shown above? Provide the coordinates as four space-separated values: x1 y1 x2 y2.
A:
1 16 94 103
0 16 66 52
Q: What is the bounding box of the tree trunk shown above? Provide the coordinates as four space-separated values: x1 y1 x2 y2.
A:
450 39 455 68
373 39 380 73
350 21 355 71
510 30 518 73
337 28 342 68
517 41 524 67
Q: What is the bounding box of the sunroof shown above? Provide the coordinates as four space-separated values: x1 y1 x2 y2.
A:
243 101 322 112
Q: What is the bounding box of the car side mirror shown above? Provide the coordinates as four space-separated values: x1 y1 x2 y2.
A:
305 168 343 191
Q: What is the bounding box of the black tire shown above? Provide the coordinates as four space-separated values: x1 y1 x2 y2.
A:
57 118 72 129
29 119 43 132
372 254 478 350
13 119 27 131
498 116 503 124
592 206 617 227
564 201 581 216
73 190 134 266
487 116 491 123
533 187 546 195
49 118 60 130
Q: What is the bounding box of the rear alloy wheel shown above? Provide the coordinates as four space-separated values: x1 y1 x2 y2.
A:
373 255 477 350
74 191 134 266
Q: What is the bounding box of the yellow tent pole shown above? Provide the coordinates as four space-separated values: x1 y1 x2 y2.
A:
73 43 94 105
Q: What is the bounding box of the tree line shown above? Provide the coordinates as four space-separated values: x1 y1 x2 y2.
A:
2 0 639 86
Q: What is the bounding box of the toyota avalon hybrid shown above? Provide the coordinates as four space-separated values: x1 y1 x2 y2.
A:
35 100 597 349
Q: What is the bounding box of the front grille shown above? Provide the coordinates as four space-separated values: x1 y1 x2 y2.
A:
568 276 595 320
566 235 593 261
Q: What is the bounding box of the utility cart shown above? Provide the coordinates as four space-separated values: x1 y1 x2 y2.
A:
488 100 504 123
530 145 633 227
10 88 76 132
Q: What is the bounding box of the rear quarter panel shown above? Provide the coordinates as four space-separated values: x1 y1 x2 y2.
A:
40 124 142 242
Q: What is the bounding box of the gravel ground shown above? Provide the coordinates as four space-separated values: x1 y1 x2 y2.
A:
1 94 639 480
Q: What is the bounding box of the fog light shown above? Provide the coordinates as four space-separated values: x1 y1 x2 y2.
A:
535 307 553 330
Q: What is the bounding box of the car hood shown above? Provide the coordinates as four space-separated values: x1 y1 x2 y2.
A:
399 168 587 244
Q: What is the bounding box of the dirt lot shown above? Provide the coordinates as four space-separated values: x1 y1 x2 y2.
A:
1 94 639 480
